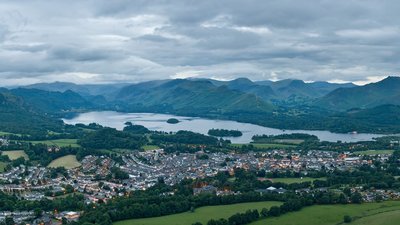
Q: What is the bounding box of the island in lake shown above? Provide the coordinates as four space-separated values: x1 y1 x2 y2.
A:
208 128 243 137
166 118 180 124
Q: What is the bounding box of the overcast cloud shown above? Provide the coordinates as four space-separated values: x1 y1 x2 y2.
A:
0 0 399 86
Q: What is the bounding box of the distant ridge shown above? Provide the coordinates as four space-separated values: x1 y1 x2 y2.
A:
115 79 274 114
318 76 400 111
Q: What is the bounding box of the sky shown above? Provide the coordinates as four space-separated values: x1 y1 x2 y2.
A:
0 0 399 86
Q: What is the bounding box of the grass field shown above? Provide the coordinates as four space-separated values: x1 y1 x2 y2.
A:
30 139 80 147
230 143 296 149
351 209 400 225
1 150 29 160
47 155 81 169
353 150 395 155
250 201 400 225
142 145 161 151
269 177 326 184
114 201 282 225
0 162 7 172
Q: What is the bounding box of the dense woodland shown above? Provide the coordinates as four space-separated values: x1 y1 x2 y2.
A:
208 129 243 137
78 128 147 150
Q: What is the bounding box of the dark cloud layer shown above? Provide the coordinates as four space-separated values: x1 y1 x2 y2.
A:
0 0 399 85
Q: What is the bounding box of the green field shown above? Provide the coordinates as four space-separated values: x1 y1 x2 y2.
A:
230 143 296 149
250 201 400 225
0 162 7 172
142 145 161 151
47 155 81 169
30 139 80 147
351 209 400 225
114 201 282 225
1 150 29 160
353 150 395 155
269 177 326 184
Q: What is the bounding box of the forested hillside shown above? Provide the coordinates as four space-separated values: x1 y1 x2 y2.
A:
0 92 63 135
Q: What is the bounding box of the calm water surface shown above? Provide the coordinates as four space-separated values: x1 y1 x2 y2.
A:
63 111 385 144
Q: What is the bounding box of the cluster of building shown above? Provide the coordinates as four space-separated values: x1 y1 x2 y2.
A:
0 211 81 225
0 165 47 189
0 147 397 224
0 138 9 147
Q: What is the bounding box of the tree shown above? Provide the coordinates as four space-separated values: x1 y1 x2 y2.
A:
261 208 269 217
5 217 14 225
268 206 281 217
351 192 363 204
62 217 68 225
207 219 217 225
343 215 352 223
343 187 351 196
34 208 43 218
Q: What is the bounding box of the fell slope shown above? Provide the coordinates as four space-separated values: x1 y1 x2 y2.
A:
115 79 274 114
0 92 63 135
318 76 400 111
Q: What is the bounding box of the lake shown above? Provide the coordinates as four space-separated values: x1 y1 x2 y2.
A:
63 111 385 143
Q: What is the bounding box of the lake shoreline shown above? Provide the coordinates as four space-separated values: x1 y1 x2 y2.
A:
63 111 387 144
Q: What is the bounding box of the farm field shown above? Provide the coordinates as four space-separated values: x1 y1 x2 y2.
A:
353 150 395 155
1 150 29 160
230 143 296 149
30 139 80 147
47 155 81 169
250 201 400 225
114 201 282 225
269 177 326 184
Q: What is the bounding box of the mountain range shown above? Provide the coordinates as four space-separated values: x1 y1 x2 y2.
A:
1 76 400 134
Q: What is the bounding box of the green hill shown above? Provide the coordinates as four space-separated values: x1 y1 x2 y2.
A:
318 76 400 111
9 88 94 114
115 79 274 115
0 92 63 135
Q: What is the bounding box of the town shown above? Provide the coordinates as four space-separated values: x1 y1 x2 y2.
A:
1 137 399 225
